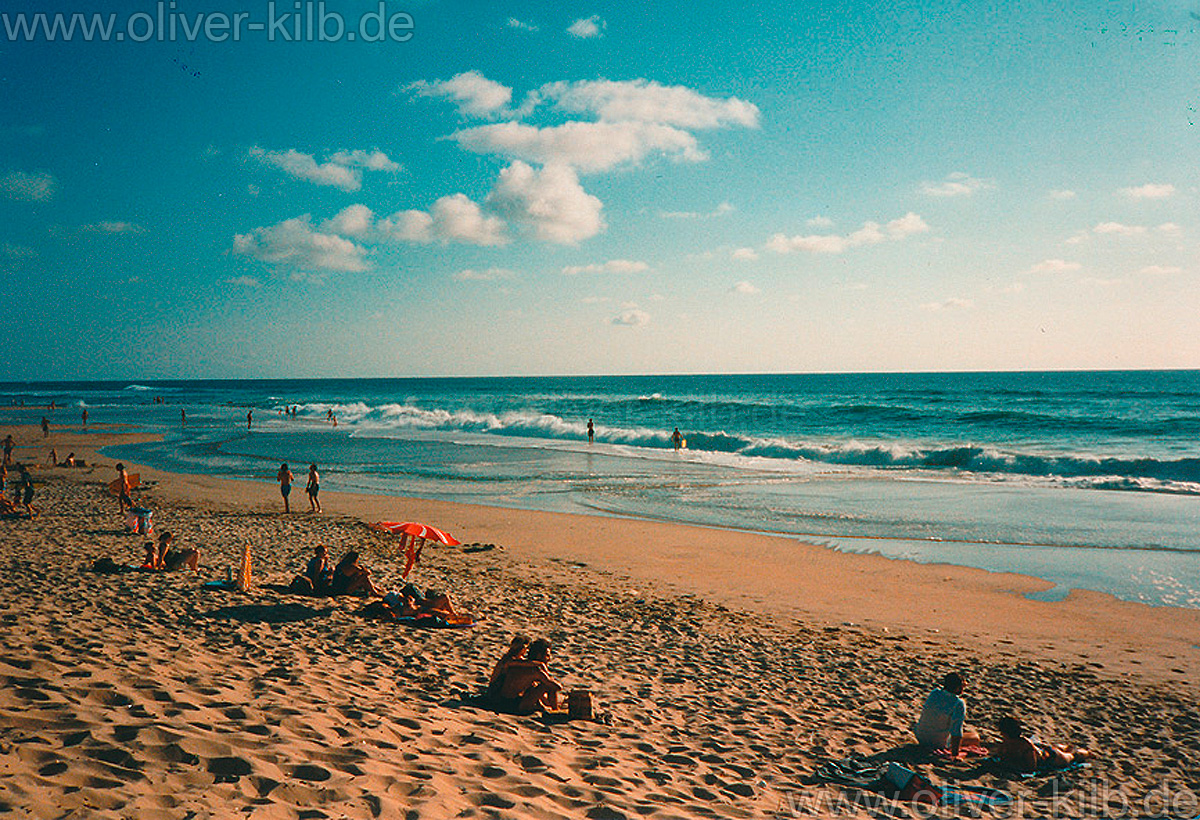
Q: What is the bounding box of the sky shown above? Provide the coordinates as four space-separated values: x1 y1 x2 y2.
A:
1 0 1198 379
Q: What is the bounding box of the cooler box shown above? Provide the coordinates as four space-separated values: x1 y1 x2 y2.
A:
126 507 153 535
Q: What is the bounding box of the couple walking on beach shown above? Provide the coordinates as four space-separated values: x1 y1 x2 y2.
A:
277 463 321 513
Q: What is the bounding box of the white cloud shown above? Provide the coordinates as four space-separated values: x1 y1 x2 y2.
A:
542 79 760 129
1138 264 1183 276
0 170 57 202
768 212 929 254
408 71 514 117
506 17 538 31
562 259 648 275
328 149 401 173
1025 258 1082 275
567 15 604 38
1156 222 1182 236
806 216 835 228
232 215 370 272
453 120 704 173
429 194 507 245
321 204 376 239
1048 189 1077 201
454 267 515 281
919 172 993 198
226 275 262 287
921 297 974 311
612 307 650 326
731 247 759 261
377 210 433 243
1120 183 1175 200
732 281 760 294
660 201 735 219
81 221 146 234
249 147 361 192
1093 222 1147 236
487 162 604 243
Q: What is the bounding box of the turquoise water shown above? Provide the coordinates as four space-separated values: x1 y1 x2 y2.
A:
3 372 1198 608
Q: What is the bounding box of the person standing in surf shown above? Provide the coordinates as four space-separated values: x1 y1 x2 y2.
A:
671 428 683 450
587 419 594 444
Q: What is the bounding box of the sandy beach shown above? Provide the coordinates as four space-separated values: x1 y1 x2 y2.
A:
1 424 1198 819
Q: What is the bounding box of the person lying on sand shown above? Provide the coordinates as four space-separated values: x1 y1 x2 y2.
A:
487 635 531 701
330 551 384 597
392 583 469 621
913 672 983 759
141 531 199 571
494 638 564 715
989 716 1092 772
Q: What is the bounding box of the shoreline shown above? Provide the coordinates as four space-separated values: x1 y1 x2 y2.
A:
22 423 1200 690
2 422 1199 818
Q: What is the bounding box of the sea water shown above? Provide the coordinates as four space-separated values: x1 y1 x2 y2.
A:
3 372 1198 608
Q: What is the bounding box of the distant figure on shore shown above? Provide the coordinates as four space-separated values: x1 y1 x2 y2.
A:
277 463 294 513
81 408 88 427
247 409 253 430
64 452 76 468
49 448 57 466
330 551 384 597
181 408 186 426
41 417 49 438
327 409 334 423
3 434 14 465
990 716 1092 772
587 419 594 443
306 463 321 513
16 464 35 517
671 427 683 450
494 638 564 714
115 463 133 514
914 672 981 758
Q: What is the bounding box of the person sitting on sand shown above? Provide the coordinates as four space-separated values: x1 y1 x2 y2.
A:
494 638 564 715
142 530 200 572
487 635 531 701
989 716 1092 772
386 583 470 622
330 551 384 597
305 544 334 594
913 672 982 758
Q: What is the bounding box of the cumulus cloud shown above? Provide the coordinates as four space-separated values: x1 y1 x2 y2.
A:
487 162 604 243
328 149 401 173
1048 189 1077 200
1025 259 1082 274
453 120 704 173
0 170 57 202
232 215 370 272
542 80 760 129
373 197 506 246
807 216 835 228
921 297 974 311
1093 222 1148 236
408 71 514 118
567 15 604 38
249 147 361 191
612 307 650 326
731 247 759 261
321 204 376 239
1138 264 1183 276
506 17 537 31
731 281 760 294
1120 183 1175 200
562 259 648 275
660 201 734 219
454 267 515 281
81 221 146 234
919 172 993 198
767 212 929 254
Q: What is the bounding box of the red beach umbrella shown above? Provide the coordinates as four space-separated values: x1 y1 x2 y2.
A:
371 521 461 579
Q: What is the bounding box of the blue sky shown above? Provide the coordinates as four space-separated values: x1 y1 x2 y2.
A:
1 0 1198 378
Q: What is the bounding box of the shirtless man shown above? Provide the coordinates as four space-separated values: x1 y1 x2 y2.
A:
495 638 563 715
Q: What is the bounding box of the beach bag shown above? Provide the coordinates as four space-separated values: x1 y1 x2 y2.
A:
885 763 941 805
567 690 594 720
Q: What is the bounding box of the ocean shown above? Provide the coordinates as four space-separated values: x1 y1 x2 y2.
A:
3 371 1199 609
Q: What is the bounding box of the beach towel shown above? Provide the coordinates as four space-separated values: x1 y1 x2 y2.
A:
395 614 475 629
939 785 1014 809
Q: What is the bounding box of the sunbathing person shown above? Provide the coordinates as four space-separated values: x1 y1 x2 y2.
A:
395 583 469 620
330 551 384 597
990 716 1092 771
304 544 334 594
487 635 531 701
494 638 564 715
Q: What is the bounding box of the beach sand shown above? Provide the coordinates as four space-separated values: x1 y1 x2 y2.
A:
1 425 1198 819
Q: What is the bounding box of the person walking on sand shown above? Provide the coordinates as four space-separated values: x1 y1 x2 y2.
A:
914 672 982 759
81 408 88 427
115 463 133 514
3 434 13 465
277 463 295 513
587 419 594 444
41 417 49 438
671 427 683 450
306 463 321 513
16 464 35 517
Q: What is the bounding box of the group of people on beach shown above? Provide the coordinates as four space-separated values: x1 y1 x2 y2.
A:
914 671 1091 772
486 635 569 715
276 463 321 514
